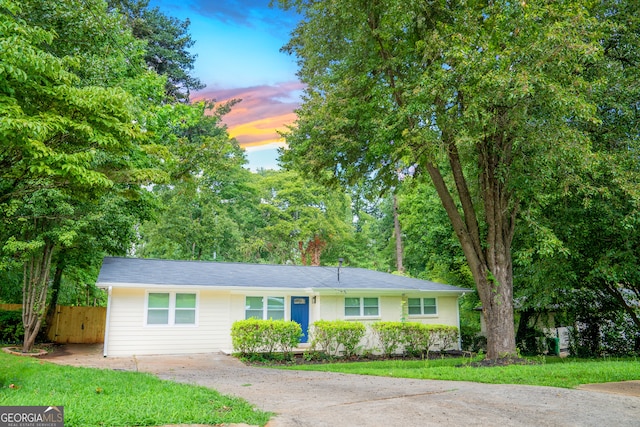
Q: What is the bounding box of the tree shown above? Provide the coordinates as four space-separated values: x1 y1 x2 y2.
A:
391 194 404 273
277 0 603 359
329 186 391 271
400 177 473 289
135 100 255 261
513 0 640 355
0 0 165 351
249 170 353 265
108 0 205 102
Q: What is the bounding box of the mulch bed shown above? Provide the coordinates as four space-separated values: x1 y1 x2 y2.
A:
240 350 503 367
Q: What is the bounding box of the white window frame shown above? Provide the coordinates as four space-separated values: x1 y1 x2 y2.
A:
245 296 286 320
344 297 379 318
407 297 438 316
145 291 198 326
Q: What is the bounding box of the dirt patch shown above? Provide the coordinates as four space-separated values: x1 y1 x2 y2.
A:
577 381 640 397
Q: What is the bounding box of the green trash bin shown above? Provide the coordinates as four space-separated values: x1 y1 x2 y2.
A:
548 337 560 356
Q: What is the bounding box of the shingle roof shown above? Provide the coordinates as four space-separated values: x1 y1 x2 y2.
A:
97 257 470 294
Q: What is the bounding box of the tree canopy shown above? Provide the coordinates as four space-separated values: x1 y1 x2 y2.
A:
277 0 605 359
0 0 166 351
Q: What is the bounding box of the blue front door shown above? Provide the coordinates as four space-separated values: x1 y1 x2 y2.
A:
291 296 310 343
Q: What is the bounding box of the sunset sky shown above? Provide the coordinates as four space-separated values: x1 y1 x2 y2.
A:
149 0 302 170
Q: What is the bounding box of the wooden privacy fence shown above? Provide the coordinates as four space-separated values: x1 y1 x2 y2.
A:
0 304 106 344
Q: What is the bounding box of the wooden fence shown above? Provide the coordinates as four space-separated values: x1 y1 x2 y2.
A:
0 304 106 344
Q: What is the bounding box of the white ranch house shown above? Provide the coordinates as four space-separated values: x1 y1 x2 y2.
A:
97 257 470 357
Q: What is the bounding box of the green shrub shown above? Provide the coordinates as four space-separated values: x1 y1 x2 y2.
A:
432 324 459 353
401 323 459 358
309 320 340 356
0 309 23 344
310 320 366 357
275 321 303 356
401 322 433 357
231 318 263 355
231 319 302 359
371 322 404 356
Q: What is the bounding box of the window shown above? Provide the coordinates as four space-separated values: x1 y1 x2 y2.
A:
245 296 285 320
175 293 196 324
408 297 437 316
344 297 379 317
147 293 169 324
146 292 197 326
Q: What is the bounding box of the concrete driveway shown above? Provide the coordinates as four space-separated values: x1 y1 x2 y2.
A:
40 345 640 427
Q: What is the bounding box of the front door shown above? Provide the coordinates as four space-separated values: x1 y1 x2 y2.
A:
290 296 310 343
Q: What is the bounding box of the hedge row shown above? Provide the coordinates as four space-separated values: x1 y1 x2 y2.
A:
231 319 302 357
371 321 459 357
310 320 366 357
231 319 459 359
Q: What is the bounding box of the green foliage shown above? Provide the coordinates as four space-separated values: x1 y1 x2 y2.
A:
400 323 436 358
108 0 205 102
277 0 606 359
0 309 23 344
135 101 257 262
566 290 640 357
399 179 474 288
374 322 460 358
249 170 354 265
309 320 366 357
435 325 460 353
0 0 168 351
370 321 404 357
0 351 271 426
231 319 302 359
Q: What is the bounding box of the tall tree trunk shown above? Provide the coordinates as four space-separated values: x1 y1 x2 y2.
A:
393 194 404 273
299 240 307 265
425 128 518 360
45 258 66 340
22 241 55 353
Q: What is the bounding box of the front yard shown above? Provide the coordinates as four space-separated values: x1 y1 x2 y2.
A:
0 351 271 427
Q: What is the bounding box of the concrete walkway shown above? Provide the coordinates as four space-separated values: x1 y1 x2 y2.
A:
39 345 640 427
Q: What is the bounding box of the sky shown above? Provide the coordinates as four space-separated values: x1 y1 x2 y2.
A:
149 0 302 171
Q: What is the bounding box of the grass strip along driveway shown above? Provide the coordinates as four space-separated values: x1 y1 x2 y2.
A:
276 355 640 389
0 351 271 427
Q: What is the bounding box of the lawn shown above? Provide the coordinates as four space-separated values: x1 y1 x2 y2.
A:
0 351 271 427
275 355 640 389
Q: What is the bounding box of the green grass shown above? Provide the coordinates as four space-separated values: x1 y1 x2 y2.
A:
0 352 271 427
275 355 640 389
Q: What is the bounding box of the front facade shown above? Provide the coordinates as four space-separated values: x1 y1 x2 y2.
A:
97 257 470 357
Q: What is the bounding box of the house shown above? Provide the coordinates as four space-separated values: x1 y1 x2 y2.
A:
96 257 471 357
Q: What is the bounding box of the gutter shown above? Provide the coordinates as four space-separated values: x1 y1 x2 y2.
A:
103 286 112 357
98 282 470 295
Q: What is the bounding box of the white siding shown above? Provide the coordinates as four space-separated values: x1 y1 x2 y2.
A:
314 294 462 351
105 288 463 356
105 288 232 356
318 294 459 326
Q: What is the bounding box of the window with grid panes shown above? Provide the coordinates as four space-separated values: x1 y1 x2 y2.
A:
344 297 379 317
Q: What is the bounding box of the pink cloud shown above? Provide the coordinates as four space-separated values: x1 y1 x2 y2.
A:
193 82 303 148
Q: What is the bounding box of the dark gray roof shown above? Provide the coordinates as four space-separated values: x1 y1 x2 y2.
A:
97 257 470 294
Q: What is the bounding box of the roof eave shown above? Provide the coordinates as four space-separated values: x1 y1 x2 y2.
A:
98 282 472 295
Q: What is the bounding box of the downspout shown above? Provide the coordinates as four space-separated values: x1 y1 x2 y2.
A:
103 286 112 357
457 293 465 351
